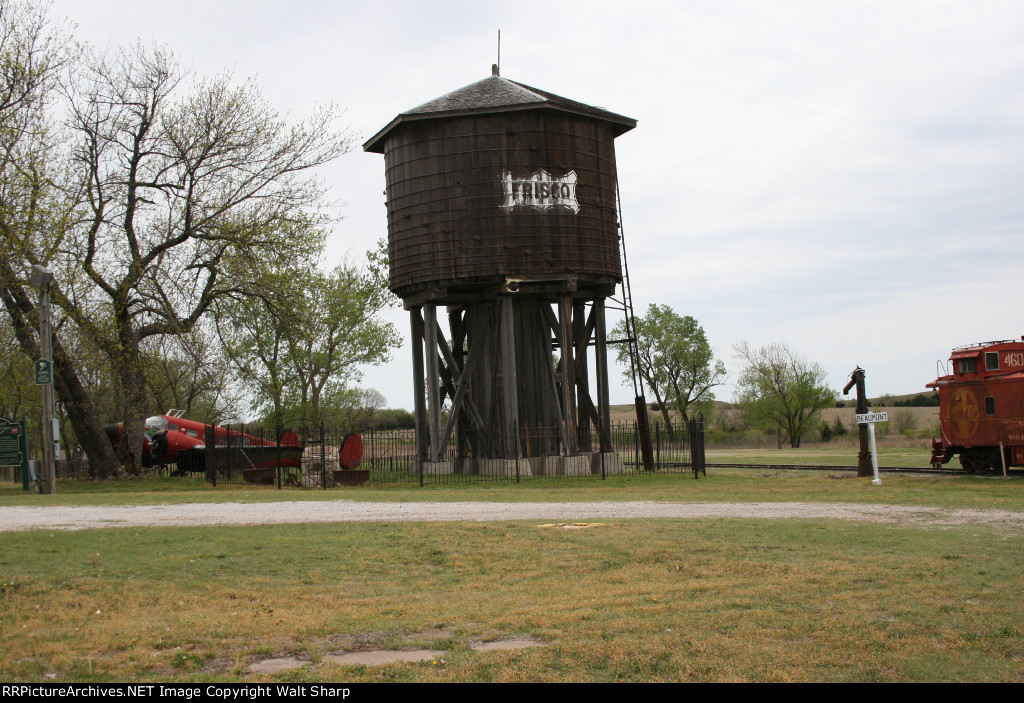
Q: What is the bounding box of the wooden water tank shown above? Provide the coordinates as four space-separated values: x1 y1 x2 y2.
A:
364 71 636 303
365 70 636 466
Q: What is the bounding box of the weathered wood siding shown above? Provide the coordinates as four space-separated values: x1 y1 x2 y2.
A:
381 111 622 297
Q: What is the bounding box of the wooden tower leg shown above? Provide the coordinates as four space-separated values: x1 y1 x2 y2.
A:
573 300 592 452
559 294 578 456
410 308 429 462
500 296 520 458
424 304 443 462
595 299 613 452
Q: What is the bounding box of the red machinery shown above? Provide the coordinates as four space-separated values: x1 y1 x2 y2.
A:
928 339 1024 472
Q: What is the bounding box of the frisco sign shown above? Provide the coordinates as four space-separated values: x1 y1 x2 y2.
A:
501 169 579 214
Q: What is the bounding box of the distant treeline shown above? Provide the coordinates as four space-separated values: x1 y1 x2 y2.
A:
835 393 939 408
368 409 417 430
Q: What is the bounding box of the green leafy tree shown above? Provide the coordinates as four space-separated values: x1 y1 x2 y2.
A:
613 304 726 438
316 386 388 431
214 268 302 429
733 340 836 448
282 254 400 428
217 241 400 430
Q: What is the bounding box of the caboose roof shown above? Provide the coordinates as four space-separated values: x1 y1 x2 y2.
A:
363 72 637 153
951 339 1023 358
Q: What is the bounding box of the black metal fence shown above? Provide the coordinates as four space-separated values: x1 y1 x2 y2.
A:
36 416 704 488
191 418 704 488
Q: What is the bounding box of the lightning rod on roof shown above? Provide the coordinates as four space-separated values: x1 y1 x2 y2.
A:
497 30 501 75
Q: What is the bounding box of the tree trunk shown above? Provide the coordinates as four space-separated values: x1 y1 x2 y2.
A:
650 390 674 441
0 267 122 478
114 333 149 477
51 335 122 479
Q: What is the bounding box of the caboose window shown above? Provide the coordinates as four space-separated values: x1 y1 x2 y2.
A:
957 357 977 373
985 352 999 370
985 396 995 416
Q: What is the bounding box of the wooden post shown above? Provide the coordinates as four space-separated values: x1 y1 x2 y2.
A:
573 300 592 452
449 308 467 457
595 299 612 452
424 304 442 462
559 294 578 455
36 279 56 494
500 296 520 458
410 308 429 462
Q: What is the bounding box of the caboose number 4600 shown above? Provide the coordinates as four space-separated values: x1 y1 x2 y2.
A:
928 338 1024 473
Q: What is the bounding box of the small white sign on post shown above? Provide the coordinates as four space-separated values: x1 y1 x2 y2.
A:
855 412 887 485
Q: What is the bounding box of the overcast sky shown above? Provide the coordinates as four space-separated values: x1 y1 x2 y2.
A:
53 0 1024 412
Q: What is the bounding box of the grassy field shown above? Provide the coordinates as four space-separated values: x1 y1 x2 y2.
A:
1 458 1023 510
706 445 935 468
0 471 1022 682
1 513 1021 682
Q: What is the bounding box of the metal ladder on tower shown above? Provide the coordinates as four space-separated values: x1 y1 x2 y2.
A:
613 176 654 470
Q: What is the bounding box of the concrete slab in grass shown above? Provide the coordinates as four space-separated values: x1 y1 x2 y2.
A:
324 649 446 666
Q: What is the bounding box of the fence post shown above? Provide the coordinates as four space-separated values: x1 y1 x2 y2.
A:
634 421 638 472
655 422 661 471
320 422 327 490
514 422 520 483
204 424 216 487
690 413 706 479
226 425 233 481
18 418 29 491
275 424 282 489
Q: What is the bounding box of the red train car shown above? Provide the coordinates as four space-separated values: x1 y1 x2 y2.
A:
928 339 1024 472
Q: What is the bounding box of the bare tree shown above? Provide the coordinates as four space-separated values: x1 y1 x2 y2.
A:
0 0 126 476
46 44 352 474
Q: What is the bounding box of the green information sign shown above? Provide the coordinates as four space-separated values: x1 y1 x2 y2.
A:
0 419 22 468
34 359 51 385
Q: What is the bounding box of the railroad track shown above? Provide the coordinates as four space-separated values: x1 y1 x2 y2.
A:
704 463 961 475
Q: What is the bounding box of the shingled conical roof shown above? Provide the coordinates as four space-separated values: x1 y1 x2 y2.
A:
363 69 636 153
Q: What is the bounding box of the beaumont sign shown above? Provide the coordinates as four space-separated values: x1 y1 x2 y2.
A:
856 412 888 424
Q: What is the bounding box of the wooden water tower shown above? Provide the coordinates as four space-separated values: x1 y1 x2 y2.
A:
364 66 636 476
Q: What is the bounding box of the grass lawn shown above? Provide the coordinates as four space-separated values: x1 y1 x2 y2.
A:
2 455 1021 682
707 445 935 468
1 458 1022 510
1 515 1021 682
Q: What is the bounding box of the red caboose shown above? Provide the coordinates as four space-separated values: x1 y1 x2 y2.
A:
928 339 1024 472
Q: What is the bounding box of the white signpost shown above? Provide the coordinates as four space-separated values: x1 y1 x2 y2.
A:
855 412 888 486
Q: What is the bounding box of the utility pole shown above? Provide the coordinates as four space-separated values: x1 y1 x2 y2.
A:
29 265 56 494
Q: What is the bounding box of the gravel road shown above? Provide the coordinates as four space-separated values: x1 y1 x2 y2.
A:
1 500 1023 532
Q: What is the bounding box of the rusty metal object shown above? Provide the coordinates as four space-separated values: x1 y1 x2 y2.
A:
844 367 873 477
